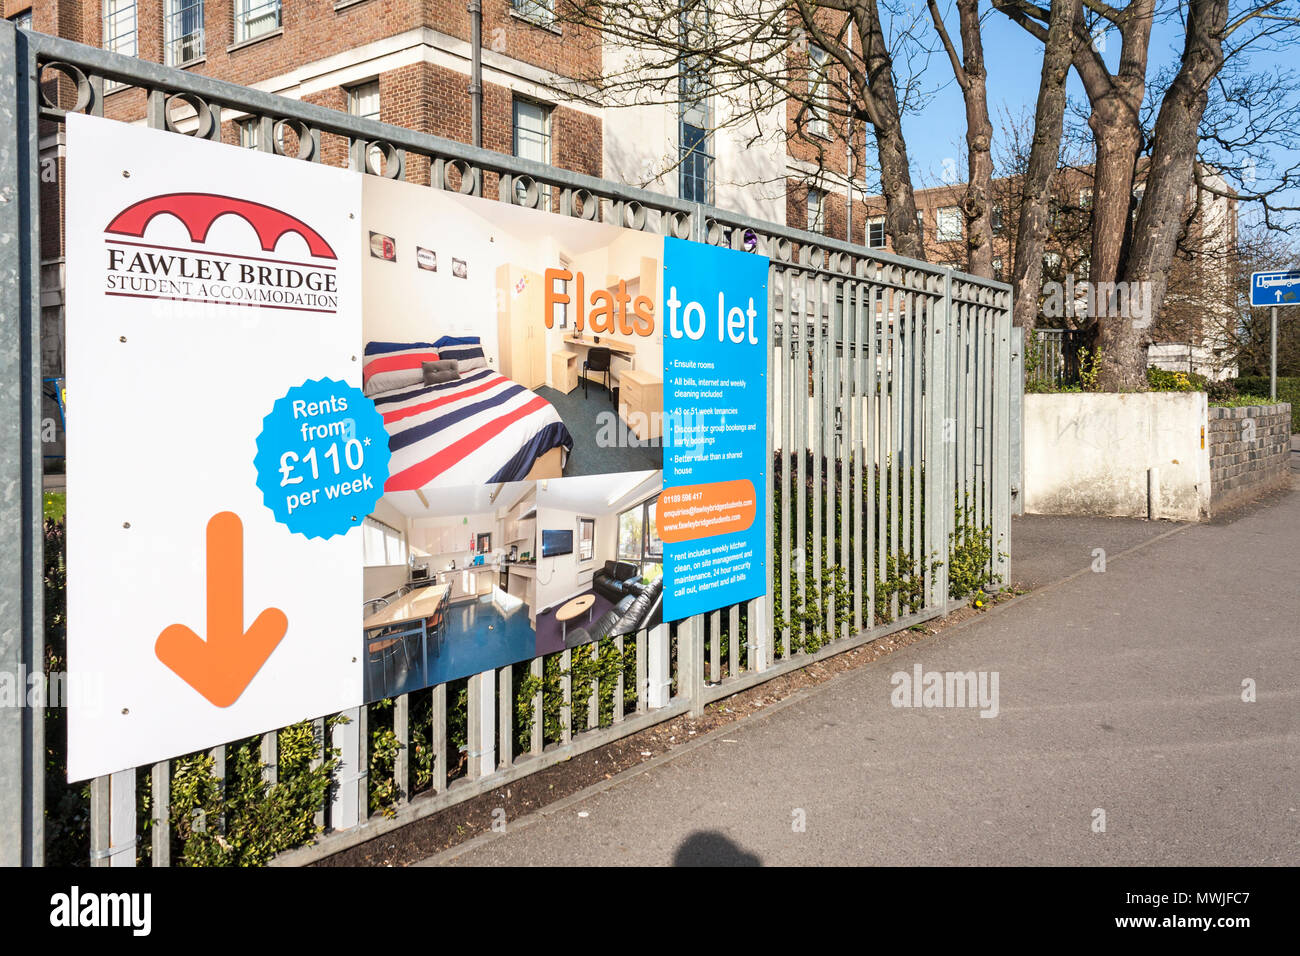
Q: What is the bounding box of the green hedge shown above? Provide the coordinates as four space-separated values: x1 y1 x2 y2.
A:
1235 376 1300 432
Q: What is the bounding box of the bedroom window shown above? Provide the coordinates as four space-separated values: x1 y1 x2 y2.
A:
578 517 595 561
363 517 406 568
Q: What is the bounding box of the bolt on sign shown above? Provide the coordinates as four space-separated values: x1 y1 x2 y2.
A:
64 113 769 782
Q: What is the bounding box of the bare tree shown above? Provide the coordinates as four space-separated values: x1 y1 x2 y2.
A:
1004 0 1083 329
926 0 997 276
996 0 1300 388
544 0 932 255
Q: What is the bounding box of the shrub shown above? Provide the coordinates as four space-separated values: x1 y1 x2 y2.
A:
1236 375 1300 431
1146 367 1206 392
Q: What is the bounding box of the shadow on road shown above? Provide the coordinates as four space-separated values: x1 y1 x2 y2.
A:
672 831 762 867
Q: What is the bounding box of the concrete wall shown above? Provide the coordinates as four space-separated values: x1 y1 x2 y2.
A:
1024 392 1210 521
1207 403 1293 514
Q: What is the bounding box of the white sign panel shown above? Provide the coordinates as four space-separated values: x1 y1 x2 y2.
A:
65 114 364 781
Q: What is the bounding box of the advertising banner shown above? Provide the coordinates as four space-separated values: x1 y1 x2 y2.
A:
64 114 769 780
65 114 366 781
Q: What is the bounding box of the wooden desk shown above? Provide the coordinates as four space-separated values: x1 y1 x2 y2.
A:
364 584 449 684
563 334 636 357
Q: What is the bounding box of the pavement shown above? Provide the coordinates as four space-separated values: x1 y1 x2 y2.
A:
421 452 1299 867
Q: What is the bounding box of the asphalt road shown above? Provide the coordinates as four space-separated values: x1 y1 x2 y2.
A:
425 473 1299 867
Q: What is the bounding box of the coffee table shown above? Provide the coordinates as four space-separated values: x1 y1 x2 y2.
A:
556 594 596 639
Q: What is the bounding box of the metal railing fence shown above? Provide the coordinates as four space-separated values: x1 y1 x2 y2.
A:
0 24 1016 867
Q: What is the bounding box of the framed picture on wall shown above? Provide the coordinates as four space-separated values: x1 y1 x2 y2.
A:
476 532 491 554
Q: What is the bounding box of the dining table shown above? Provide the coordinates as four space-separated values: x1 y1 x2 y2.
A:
363 584 450 688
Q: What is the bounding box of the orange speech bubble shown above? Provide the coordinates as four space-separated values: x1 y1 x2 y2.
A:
656 479 757 543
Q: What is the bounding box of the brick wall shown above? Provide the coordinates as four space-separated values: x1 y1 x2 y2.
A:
1207 403 1293 514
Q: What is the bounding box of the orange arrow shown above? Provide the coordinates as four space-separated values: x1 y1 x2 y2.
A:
155 511 288 707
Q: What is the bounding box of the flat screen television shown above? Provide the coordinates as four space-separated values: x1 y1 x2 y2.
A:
542 528 573 557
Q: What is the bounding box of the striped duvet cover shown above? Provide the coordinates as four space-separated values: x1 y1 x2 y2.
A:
374 367 573 491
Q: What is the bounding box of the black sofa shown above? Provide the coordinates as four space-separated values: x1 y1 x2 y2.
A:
565 577 663 649
592 560 641 602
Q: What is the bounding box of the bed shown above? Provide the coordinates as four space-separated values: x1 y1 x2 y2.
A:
374 367 573 490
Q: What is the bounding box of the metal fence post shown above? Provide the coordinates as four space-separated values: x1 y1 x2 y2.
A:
0 22 45 868
646 622 671 708
330 706 363 831
1010 326 1025 517
680 616 706 717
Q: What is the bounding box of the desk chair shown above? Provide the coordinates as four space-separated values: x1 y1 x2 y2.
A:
583 347 614 404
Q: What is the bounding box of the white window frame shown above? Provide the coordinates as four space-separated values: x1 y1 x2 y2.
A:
867 215 886 249
348 81 383 172
807 45 830 139
164 0 204 66
512 98 553 206
936 205 963 242
102 1 137 57
512 0 555 26
239 117 261 150
916 209 925 241
577 517 595 562
807 187 825 234
234 0 280 44
10 10 33 30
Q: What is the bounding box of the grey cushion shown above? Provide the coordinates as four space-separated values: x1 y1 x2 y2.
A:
422 364 460 385
423 359 458 373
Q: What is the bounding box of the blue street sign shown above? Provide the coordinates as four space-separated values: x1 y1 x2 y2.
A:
1250 270 1300 307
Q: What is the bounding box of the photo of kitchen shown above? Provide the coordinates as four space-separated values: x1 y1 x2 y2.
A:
361 481 539 701
534 471 664 655
362 177 662 493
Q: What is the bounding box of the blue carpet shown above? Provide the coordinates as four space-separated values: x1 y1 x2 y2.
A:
536 384 662 476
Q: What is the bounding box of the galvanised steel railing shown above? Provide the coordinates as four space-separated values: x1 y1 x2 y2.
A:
0 24 1017 866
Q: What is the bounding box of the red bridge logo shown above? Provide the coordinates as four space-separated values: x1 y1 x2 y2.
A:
105 192 337 260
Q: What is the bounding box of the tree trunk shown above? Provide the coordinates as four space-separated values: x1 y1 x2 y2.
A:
1009 0 1080 329
958 0 995 277
1087 103 1141 289
854 0 925 260
1101 0 1227 391
1074 0 1153 323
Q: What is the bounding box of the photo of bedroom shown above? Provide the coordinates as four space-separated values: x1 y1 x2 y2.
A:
361 177 662 493
533 471 664 655
361 481 538 702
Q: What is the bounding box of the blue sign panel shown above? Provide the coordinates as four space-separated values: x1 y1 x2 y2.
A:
660 237 769 621
1250 270 1300 307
